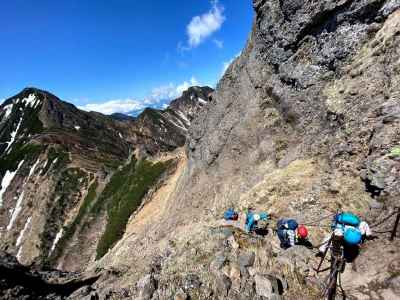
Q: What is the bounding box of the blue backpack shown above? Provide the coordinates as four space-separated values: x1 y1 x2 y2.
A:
278 218 298 230
224 208 238 220
286 219 298 230
344 227 362 245
335 213 360 227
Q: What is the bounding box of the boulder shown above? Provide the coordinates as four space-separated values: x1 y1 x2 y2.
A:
210 252 227 272
238 251 255 268
137 274 156 300
174 289 188 300
248 267 257 277
276 246 314 277
230 263 241 282
215 274 232 296
230 262 242 291
254 275 273 298
369 199 384 209
182 274 201 291
227 236 239 250
388 275 400 294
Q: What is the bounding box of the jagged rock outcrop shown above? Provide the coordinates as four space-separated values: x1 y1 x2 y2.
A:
114 86 213 156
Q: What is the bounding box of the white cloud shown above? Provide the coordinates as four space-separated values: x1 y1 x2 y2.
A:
78 77 200 115
213 39 224 49
146 77 199 103
186 1 226 48
148 84 177 102
176 77 199 96
79 99 145 115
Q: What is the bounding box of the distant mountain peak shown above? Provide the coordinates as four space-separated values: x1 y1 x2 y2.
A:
21 87 48 94
16 87 58 101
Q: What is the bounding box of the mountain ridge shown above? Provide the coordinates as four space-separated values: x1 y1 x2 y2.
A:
0 85 213 274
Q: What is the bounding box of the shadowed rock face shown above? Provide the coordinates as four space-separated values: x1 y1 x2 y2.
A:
0 252 99 300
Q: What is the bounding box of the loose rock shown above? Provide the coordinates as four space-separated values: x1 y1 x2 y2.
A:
255 275 273 298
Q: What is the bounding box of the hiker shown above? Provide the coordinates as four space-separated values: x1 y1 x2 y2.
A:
222 208 269 234
276 218 311 249
245 211 268 233
317 212 373 261
223 208 239 221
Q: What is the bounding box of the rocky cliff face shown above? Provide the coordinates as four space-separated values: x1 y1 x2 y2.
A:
0 86 212 275
85 1 399 299
2 1 400 299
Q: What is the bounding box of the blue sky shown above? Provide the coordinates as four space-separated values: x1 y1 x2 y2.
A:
0 0 253 114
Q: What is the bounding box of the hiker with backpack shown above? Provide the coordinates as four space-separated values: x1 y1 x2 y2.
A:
317 212 373 261
245 210 269 233
222 208 269 234
276 218 311 249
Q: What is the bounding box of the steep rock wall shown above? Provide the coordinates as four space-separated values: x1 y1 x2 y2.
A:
93 1 400 299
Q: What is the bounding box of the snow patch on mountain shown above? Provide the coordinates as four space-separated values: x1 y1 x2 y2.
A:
7 191 25 231
198 98 207 105
42 157 57 175
16 216 32 247
16 245 24 262
2 104 13 120
22 94 40 108
28 158 40 178
176 110 190 125
0 160 24 208
50 228 64 254
167 118 188 131
5 115 24 152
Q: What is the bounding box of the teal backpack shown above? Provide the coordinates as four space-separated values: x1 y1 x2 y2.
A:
344 227 362 245
335 212 360 227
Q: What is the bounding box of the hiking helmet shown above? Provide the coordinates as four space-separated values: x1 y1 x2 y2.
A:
253 214 260 221
297 225 308 239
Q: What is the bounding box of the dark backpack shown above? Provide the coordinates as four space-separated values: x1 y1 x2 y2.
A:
286 219 299 230
278 218 298 230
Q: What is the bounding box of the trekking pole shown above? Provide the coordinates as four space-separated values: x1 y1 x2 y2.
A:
314 235 332 273
326 264 339 300
326 234 343 300
390 207 400 241
338 271 347 300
